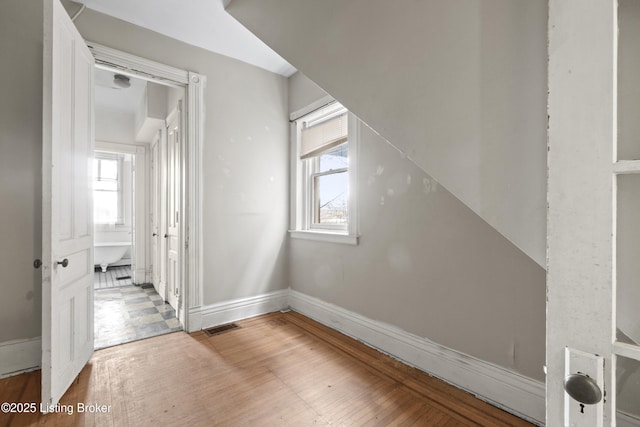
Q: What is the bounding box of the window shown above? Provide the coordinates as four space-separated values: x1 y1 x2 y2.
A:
93 153 123 224
290 102 358 244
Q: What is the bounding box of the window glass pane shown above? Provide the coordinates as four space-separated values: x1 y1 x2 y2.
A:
313 171 348 225
99 159 118 180
617 355 640 421
319 143 348 173
94 181 117 192
94 155 121 224
617 174 640 346
94 191 118 224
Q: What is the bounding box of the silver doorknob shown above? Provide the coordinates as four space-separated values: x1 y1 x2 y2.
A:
56 259 69 268
564 373 603 405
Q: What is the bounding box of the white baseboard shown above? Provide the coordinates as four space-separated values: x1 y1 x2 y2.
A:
188 306 203 333
0 337 41 378
134 268 146 285
197 289 289 330
288 290 545 426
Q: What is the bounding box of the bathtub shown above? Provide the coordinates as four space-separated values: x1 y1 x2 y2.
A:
94 242 131 272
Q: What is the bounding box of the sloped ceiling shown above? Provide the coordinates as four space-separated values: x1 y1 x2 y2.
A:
75 0 296 76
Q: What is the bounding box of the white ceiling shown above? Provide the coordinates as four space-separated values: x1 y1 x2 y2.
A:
95 68 147 114
76 0 296 77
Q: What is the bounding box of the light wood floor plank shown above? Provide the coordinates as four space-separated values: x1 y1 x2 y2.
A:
0 312 533 426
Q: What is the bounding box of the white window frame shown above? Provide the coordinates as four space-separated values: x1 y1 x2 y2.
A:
93 141 138 233
289 100 359 245
93 152 124 225
306 151 349 232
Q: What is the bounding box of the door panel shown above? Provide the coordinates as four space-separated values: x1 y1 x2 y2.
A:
42 0 94 406
151 131 163 295
166 107 181 312
548 0 640 425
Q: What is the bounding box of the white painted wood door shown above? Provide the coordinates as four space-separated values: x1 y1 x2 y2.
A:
42 0 94 407
548 0 640 426
150 130 164 296
166 106 181 313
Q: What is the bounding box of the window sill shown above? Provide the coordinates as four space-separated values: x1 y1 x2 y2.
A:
289 230 359 246
94 224 131 232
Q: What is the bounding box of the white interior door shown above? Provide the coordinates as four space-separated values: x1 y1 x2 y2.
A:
548 0 640 426
166 106 181 313
150 130 163 294
42 0 95 407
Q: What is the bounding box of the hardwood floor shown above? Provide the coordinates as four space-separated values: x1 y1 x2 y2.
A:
0 312 533 426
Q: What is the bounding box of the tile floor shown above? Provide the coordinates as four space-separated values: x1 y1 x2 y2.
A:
94 283 182 349
94 265 134 289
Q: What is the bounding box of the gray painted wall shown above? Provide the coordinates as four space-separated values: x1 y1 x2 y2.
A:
288 73 545 381
228 0 548 267
288 72 329 116
0 0 43 343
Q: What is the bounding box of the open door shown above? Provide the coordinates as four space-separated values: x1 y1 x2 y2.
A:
166 105 181 317
41 0 95 407
151 130 163 295
548 0 640 425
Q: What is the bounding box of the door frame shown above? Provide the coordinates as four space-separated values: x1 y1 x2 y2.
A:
87 42 205 332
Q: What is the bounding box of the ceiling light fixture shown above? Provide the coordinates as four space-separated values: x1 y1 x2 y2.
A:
113 74 131 89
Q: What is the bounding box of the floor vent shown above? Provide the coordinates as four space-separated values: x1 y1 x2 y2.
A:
116 276 131 281
204 323 239 337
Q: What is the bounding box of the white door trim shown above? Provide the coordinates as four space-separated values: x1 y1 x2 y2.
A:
87 42 206 333
87 42 188 85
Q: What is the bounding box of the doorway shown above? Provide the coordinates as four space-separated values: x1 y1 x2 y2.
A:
40 3 205 405
92 66 186 349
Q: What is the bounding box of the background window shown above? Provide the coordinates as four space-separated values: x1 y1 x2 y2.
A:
94 154 123 224
311 144 348 228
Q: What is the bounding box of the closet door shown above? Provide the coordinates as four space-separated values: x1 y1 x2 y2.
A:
165 105 181 313
151 130 163 295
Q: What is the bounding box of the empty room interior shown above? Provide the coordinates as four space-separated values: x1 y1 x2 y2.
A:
1 0 640 426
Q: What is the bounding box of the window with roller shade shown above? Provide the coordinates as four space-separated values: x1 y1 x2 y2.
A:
291 102 358 242
303 109 348 230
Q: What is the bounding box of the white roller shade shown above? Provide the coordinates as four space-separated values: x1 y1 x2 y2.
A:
300 113 348 159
